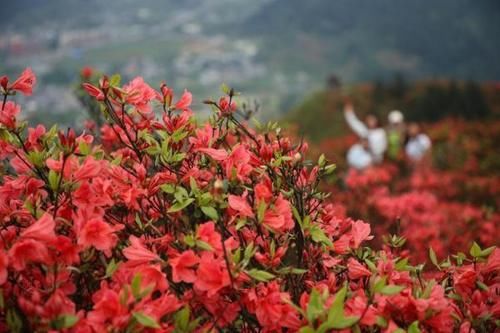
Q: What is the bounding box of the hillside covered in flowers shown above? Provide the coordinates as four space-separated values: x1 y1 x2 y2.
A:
0 69 498 332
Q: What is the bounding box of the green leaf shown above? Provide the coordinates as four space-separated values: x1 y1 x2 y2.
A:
327 285 347 324
6 309 23 333
232 248 241 264
321 285 360 332
247 269 275 282
48 169 60 191
174 306 190 330
318 154 326 167
184 234 196 247
324 164 337 175
168 198 195 213
171 128 188 143
104 258 120 279
78 141 90 155
109 74 121 87
235 218 247 230
299 327 316 333
380 285 405 295
470 242 482 258
160 183 175 194
395 257 410 271
421 280 435 299
310 226 333 247
132 312 161 329
243 242 255 261
189 177 198 193
408 320 421 333
257 201 267 223
364 258 377 272
174 186 189 201
480 245 496 257
51 314 79 329
332 316 359 329
201 206 219 221
373 276 387 293
375 315 388 328
306 288 324 322
291 205 303 227
476 280 489 291
135 214 145 230
429 247 440 270
220 83 231 95
131 274 142 300
195 240 213 251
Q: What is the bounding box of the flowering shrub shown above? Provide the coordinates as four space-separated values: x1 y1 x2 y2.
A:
0 68 499 332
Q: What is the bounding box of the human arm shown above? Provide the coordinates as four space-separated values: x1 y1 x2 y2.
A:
344 102 368 138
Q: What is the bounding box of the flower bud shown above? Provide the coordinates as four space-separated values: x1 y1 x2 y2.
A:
293 152 302 163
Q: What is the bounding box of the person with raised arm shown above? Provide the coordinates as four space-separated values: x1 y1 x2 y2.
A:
343 100 387 165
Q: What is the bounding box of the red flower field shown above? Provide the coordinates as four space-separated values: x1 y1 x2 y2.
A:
0 69 498 332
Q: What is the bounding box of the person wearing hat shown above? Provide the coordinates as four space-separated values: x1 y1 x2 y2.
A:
343 101 387 165
386 110 405 160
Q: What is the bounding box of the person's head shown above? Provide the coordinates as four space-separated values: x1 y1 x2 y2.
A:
407 122 421 137
365 114 379 129
388 110 404 126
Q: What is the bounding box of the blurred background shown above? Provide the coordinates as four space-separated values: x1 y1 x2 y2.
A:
1 0 499 258
1 0 499 129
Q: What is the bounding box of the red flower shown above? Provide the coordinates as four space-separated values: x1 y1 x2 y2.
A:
20 213 56 242
351 220 373 249
123 236 159 264
347 258 372 280
255 179 273 203
170 250 199 283
262 195 294 233
197 147 228 161
0 101 21 129
197 222 222 252
175 89 192 110
80 66 94 79
245 282 300 330
219 96 236 115
52 235 80 265
484 248 500 273
122 77 156 114
8 239 51 270
194 252 230 297
77 218 119 255
82 83 104 101
0 251 8 285
4 67 37 95
228 193 254 218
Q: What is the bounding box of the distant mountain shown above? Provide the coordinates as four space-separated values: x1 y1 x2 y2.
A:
2 0 499 123
239 0 500 82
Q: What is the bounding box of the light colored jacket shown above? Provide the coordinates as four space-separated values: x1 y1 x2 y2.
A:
347 143 373 170
344 111 387 163
406 134 431 161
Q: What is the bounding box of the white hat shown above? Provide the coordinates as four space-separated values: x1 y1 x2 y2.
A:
388 110 404 124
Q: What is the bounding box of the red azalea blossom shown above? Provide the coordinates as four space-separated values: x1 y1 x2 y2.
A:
0 67 36 95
